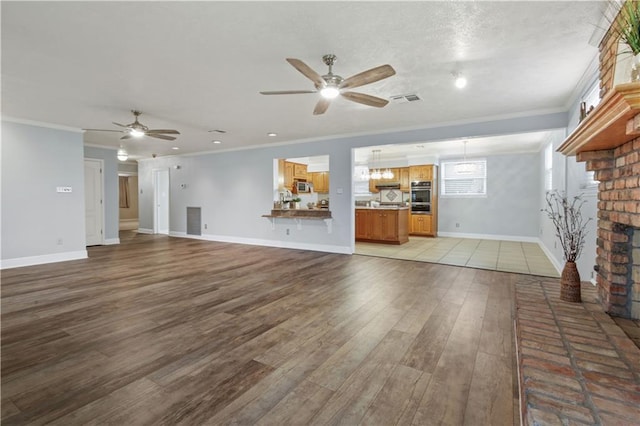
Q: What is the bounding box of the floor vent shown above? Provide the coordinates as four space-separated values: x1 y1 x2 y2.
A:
390 93 422 104
187 207 201 236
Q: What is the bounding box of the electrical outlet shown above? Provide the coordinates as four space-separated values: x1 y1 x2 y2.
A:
455 223 460 228
286 228 290 235
554 241 557 249
57 238 63 245
204 224 207 230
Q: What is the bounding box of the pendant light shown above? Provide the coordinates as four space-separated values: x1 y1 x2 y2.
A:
117 148 128 162
455 141 476 174
369 150 382 180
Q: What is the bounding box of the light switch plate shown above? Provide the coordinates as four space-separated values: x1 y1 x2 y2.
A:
56 187 72 193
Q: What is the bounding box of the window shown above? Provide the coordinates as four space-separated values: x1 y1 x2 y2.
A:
544 143 553 191
441 159 487 196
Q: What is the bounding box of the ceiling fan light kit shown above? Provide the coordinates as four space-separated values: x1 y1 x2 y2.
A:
260 54 396 115
117 149 128 162
84 110 181 142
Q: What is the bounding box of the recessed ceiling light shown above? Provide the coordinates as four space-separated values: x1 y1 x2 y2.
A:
172 146 179 150
212 140 222 144
453 72 467 89
267 132 277 137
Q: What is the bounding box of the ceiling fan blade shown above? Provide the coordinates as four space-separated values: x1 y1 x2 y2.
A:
147 133 176 141
313 98 331 115
286 58 325 87
340 64 396 90
146 129 180 135
341 91 389 108
120 134 133 140
260 90 317 95
112 122 129 128
82 128 123 132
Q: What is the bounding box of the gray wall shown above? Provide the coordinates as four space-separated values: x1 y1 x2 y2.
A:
138 113 568 254
1 120 86 266
438 152 541 238
84 145 119 242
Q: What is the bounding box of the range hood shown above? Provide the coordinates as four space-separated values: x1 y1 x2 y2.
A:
375 182 400 189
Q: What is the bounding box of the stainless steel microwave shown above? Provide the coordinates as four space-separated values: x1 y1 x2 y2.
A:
297 181 312 193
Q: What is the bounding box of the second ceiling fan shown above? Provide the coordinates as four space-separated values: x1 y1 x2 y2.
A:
260 54 396 115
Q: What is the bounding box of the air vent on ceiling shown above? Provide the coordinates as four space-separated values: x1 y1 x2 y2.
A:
390 94 422 104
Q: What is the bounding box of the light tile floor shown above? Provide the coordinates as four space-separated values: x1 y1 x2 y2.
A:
355 236 560 277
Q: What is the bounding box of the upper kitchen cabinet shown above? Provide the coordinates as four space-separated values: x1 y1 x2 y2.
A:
283 161 308 190
284 161 294 190
409 165 433 181
293 163 307 180
310 171 329 193
399 167 410 191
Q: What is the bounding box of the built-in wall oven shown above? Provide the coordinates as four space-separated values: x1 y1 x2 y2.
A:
411 181 432 214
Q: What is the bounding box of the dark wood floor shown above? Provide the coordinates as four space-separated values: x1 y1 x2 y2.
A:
1 232 519 425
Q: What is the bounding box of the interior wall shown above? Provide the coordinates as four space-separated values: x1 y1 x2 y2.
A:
1 120 87 267
84 145 119 243
137 112 569 254
438 152 540 238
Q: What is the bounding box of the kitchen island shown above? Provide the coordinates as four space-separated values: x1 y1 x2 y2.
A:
355 207 409 245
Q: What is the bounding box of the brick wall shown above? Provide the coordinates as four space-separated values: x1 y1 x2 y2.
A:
578 143 640 319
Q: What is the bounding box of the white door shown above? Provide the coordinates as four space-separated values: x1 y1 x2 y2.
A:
154 169 169 235
84 159 104 246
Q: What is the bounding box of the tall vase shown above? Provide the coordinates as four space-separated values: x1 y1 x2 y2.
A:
560 261 581 303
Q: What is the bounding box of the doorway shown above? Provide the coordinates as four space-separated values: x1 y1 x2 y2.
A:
84 158 104 246
153 169 170 234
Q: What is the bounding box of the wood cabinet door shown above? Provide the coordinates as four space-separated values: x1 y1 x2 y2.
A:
355 210 370 239
399 168 410 191
411 214 432 235
381 211 399 240
284 162 294 190
293 163 307 180
369 177 380 193
312 172 329 193
410 165 433 181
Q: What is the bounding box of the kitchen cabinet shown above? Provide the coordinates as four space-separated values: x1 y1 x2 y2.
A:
410 214 432 235
293 163 307 180
284 162 294 190
284 161 308 191
355 208 409 244
399 167 410 192
409 165 433 181
310 171 330 193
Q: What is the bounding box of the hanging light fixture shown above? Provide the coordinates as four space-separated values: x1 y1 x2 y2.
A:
455 141 476 174
453 71 467 89
369 150 382 179
117 148 128 162
382 167 394 179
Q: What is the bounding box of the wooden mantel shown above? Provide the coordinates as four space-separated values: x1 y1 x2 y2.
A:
558 82 640 155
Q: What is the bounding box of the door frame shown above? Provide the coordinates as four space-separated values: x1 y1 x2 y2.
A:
153 168 170 235
84 158 105 246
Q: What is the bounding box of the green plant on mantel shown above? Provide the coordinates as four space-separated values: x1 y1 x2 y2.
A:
612 0 640 55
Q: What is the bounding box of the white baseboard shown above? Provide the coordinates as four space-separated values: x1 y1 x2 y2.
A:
169 231 352 255
137 228 154 234
536 239 563 274
104 238 120 245
1 250 88 269
437 231 540 243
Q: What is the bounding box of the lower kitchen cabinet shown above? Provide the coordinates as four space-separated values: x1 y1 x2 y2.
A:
355 208 409 244
410 214 436 236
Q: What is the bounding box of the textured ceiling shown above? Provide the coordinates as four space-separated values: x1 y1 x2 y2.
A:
1 1 606 161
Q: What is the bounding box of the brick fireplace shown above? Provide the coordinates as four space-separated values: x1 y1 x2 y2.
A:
577 145 640 319
558 19 640 320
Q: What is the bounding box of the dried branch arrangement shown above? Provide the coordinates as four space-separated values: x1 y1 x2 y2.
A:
542 191 592 263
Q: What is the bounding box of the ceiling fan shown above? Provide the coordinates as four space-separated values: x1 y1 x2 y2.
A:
84 110 180 141
260 54 396 115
